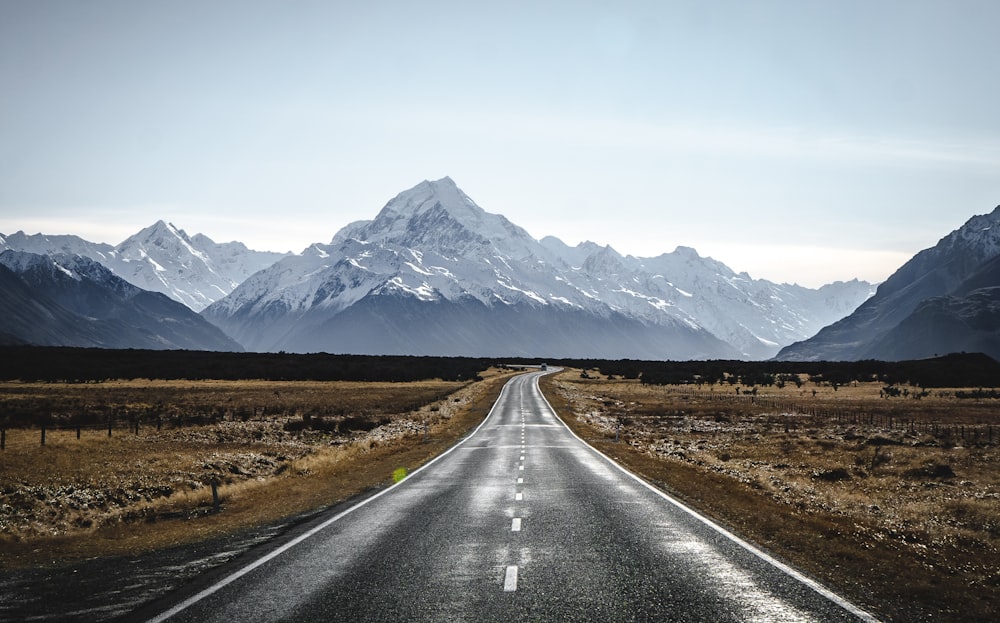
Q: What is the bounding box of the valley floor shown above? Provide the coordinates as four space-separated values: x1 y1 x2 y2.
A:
2 367 997 622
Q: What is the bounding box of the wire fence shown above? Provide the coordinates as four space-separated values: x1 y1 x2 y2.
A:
615 388 999 447
0 418 167 450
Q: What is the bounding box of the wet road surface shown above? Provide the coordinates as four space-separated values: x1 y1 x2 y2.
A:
140 370 878 622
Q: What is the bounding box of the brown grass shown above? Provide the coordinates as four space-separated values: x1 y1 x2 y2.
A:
0 369 516 568
541 370 1000 623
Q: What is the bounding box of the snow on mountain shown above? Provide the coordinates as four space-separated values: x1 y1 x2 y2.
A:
111 221 289 311
0 231 117 265
205 177 874 358
0 222 288 311
624 249 876 358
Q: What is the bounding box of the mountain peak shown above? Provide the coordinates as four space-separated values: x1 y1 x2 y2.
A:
343 177 537 259
673 245 701 258
383 177 481 220
420 175 457 189
122 220 194 251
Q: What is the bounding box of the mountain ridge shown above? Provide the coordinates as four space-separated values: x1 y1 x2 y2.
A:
0 222 288 311
0 250 242 351
204 177 874 358
1 178 881 357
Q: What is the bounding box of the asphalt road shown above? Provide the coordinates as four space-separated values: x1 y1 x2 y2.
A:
140 370 878 623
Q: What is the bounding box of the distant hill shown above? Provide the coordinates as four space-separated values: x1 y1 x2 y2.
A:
0 250 242 351
777 205 1000 361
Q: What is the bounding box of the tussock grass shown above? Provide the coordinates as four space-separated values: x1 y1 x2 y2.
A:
542 370 1000 623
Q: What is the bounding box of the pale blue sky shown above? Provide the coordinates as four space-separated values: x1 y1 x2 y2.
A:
2 0 998 287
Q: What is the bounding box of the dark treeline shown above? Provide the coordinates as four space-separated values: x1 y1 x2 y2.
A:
0 347 492 383
1 347 997 388
541 352 1000 389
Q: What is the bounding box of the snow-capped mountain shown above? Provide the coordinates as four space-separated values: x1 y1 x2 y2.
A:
0 250 242 351
0 223 288 311
204 177 874 358
0 231 117 263
777 205 1000 361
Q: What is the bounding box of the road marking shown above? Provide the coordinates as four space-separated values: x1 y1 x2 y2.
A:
503 565 519 592
518 464 524 470
511 518 522 532
519 455 525 460
515 492 523 501
143 372 522 623
517 477 523 484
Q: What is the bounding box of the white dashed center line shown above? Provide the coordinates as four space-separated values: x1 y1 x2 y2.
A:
511 518 522 532
504 565 519 592
515 492 523 501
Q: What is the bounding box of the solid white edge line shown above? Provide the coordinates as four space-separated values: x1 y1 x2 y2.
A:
146 375 519 623
503 565 519 591
532 372 881 623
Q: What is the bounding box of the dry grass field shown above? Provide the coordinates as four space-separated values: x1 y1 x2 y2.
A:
0 370 515 567
542 369 1000 623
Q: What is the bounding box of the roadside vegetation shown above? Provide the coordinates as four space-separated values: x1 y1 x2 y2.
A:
541 368 999 623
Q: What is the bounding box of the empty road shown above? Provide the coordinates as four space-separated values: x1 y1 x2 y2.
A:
140 370 877 622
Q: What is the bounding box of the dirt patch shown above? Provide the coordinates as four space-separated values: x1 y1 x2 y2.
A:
541 370 1000 623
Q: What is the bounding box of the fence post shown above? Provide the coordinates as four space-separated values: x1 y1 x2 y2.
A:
211 479 220 512
1 428 5 450
41 426 46 446
108 419 113 437
77 426 81 440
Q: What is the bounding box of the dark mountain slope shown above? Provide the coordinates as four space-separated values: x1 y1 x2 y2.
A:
862 254 1000 361
278 290 736 359
0 250 242 351
777 206 1000 361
